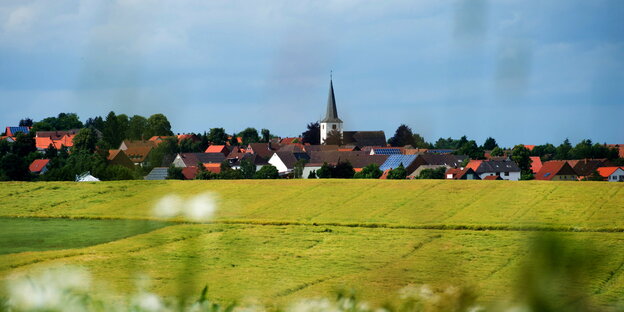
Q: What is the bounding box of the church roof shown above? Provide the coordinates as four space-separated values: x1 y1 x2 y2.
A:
321 79 343 123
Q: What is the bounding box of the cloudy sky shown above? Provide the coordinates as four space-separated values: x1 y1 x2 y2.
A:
0 0 622 147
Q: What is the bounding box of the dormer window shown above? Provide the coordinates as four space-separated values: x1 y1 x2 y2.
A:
332 125 337 130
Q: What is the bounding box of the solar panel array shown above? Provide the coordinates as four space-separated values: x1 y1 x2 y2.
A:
373 148 401 155
380 155 418 171
8 126 29 135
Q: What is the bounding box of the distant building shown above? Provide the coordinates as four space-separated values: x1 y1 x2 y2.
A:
319 78 386 147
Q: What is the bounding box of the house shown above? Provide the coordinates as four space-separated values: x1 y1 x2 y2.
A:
530 156 542 174
597 167 624 182
177 134 200 142
29 159 50 175
342 131 387 147
107 150 135 169
567 159 608 179
5 126 30 137
380 155 419 173
303 145 340 153
535 161 578 181
124 147 154 167
181 167 198 180
205 145 230 156
605 144 624 158
303 151 388 178
246 143 282 160
409 154 468 177
172 153 225 168
35 129 81 151
465 160 521 181
149 136 175 145
268 152 311 175
445 167 481 180
119 140 157 151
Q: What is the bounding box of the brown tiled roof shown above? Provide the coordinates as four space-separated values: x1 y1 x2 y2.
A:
309 151 388 169
120 140 157 150
483 175 502 180
568 159 607 177
178 153 225 167
247 143 281 160
182 167 198 180
125 147 153 163
342 131 387 147
535 161 577 180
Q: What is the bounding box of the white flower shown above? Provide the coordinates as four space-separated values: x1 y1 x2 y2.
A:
133 292 167 312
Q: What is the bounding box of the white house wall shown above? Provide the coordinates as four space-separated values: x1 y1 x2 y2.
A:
478 171 520 181
268 154 289 174
302 166 322 179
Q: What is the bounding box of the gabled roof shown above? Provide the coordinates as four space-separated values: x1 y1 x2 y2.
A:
530 156 542 174
342 131 387 147
6 126 30 136
120 140 157 150
177 153 225 167
36 129 81 139
371 147 402 155
568 159 607 177
309 151 388 169
181 167 198 180
272 151 310 169
597 167 624 178
535 161 577 180
205 145 229 154
247 143 280 160
380 155 418 171
483 175 503 180
280 137 302 144
35 134 76 150
468 160 521 174
125 147 153 163
29 159 50 173
304 145 339 152
321 79 343 123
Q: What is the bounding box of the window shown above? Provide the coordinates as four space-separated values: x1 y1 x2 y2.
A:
332 124 336 130
504 172 509 176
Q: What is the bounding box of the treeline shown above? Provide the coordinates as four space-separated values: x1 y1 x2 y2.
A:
386 124 621 162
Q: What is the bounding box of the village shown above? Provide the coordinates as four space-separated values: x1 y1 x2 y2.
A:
1 79 623 182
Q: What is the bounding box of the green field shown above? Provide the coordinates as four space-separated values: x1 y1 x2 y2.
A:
1 180 623 309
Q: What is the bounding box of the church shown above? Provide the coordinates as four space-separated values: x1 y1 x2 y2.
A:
320 78 387 147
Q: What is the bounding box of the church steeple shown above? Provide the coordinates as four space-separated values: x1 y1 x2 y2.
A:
320 74 344 144
321 78 343 123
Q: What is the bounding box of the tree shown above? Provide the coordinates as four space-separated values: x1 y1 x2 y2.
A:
456 140 484 159
146 137 178 169
388 124 417 147
45 143 58 159
301 122 320 145
195 163 217 180
239 128 260 145
411 133 429 149
483 137 498 150
12 132 36 157
72 128 98 153
387 163 407 179
254 165 279 179
316 162 332 178
293 159 308 179
19 118 33 127
103 111 123 148
208 128 228 145
179 138 201 153
240 158 256 179
85 116 105 131
417 167 446 179
0 153 29 181
32 113 83 132
490 147 504 157
127 115 148 140
167 165 184 180
229 133 239 146
353 163 382 179
261 129 271 143
512 144 533 180
554 139 572 160
219 160 242 179
333 161 354 178
324 129 342 145
307 170 317 179
146 114 173 137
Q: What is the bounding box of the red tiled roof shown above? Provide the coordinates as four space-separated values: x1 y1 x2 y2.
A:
524 145 536 151
280 137 301 144
445 168 462 179
203 163 221 174
535 160 576 180
205 145 228 154
465 160 482 172
597 167 624 178
483 175 502 180
181 167 199 180
530 156 542 174
35 134 75 150
29 159 50 173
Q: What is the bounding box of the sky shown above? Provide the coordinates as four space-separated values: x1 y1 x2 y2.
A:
0 0 622 147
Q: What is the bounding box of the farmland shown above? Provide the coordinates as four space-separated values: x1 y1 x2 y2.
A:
1 180 624 309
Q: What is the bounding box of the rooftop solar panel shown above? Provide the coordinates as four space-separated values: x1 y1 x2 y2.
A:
379 155 417 171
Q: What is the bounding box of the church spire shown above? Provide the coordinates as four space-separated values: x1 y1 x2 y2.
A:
321 76 343 123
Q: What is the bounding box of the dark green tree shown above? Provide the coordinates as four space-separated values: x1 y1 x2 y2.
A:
301 122 320 145
388 124 417 147
417 167 446 179
353 163 383 179
19 118 33 127
332 161 355 178
387 163 407 179
254 165 279 179
260 129 271 143
293 158 308 179
554 139 572 160
512 144 533 180
324 129 342 146
240 158 256 179
239 128 260 145
219 160 243 179
307 170 317 179
44 143 58 159
72 128 98 153
456 140 484 159
490 146 505 157
146 114 174 137
167 165 184 180
483 137 498 150
316 162 332 178
208 128 228 145
411 133 429 148
103 111 122 148
12 132 36 157
127 115 148 140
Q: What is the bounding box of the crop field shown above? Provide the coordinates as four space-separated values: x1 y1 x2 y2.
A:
1 180 624 309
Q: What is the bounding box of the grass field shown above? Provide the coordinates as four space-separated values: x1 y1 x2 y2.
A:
1 180 624 310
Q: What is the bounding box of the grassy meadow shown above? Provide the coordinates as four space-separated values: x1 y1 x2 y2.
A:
1 180 624 309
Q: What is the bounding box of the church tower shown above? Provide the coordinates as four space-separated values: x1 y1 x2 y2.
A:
320 78 343 144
